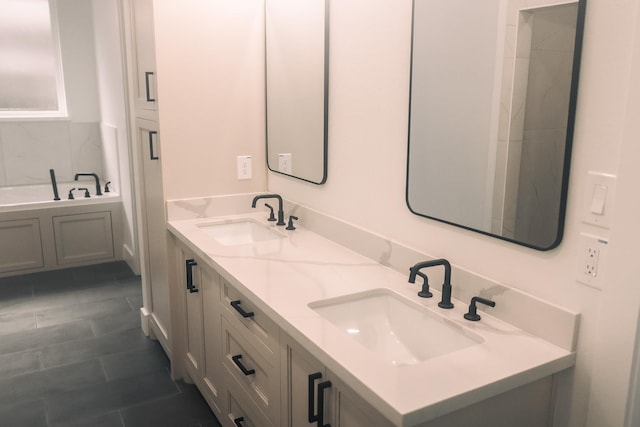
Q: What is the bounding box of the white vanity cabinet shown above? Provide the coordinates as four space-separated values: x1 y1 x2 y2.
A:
175 243 224 418
281 334 392 427
219 277 281 427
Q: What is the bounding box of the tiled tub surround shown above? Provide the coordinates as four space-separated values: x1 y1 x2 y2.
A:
167 194 579 426
0 120 104 187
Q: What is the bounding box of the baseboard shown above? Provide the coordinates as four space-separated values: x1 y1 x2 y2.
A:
123 243 140 275
149 313 172 360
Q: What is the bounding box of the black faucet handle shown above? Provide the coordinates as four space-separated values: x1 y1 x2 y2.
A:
104 181 111 193
416 272 433 298
68 188 76 200
464 296 496 321
78 187 90 198
286 215 299 230
264 203 276 221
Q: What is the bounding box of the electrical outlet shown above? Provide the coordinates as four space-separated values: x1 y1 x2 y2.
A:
583 245 599 277
237 155 252 180
278 153 292 174
576 233 608 289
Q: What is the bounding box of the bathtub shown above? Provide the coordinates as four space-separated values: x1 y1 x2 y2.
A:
0 182 120 212
0 183 123 277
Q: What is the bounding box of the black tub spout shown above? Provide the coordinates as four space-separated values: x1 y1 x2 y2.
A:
74 173 102 196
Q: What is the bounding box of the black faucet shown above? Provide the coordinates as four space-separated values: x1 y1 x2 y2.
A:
74 173 102 196
408 259 454 309
251 194 285 226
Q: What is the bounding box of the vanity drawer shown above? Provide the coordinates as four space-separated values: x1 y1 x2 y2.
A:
222 316 280 425
220 278 280 363
223 369 274 427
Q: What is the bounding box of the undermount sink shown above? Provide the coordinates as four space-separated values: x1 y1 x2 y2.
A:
197 219 285 246
309 289 483 366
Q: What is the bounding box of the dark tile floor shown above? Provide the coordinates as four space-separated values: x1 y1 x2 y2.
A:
0 262 221 427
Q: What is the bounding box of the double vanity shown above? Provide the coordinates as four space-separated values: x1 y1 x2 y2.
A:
166 193 579 427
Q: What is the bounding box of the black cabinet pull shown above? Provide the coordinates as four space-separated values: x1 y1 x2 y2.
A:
317 380 332 427
186 259 198 293
230 300 254 318
145 71 155 102
233 416 245 427
231 355 255 376
308 372 322 423
149 131 158 160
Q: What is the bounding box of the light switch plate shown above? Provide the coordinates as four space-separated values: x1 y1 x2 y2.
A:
583 171 616 229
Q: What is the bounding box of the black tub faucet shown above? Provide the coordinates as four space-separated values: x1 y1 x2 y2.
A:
409 259 454 309
74 173 102 196
251 194 285 226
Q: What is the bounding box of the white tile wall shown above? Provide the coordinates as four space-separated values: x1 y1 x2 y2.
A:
0 121 103 186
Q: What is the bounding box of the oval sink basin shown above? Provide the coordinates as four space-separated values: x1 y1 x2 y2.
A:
197 219 285 246
309 289 483 366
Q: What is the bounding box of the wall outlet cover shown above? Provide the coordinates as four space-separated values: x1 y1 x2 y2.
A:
237 155 252 180
576 232 608 290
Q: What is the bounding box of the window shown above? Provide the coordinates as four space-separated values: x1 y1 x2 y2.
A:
0 0 67 118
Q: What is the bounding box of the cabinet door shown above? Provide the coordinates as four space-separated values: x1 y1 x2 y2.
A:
182 254 204 376
201 265 225 416
281 335 328 427
326 372 394 427
137 118 170 343
130 0 157 112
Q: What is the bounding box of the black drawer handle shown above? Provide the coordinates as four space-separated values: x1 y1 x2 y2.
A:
145 71 155 102
230 300 254 318
308 372 322 423
149 131 158 160
186 259 198 293
233 416 245 427
317 380 332 427
231 355 255 376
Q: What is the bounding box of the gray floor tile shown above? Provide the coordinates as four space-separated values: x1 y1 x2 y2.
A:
0 321 94 356
0 399 48 427
46 370 180 424
122 385 221 427
36 297 133 328
101 344 169 381
0 311 36 336
0 350 41 379
0 359 107 410
91 309 141 336
4 281 140 315
71 262 133 283
50 410 124 427
42 327 153 369
126 295 143 310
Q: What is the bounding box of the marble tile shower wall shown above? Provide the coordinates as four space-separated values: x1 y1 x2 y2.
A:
0 121 104 187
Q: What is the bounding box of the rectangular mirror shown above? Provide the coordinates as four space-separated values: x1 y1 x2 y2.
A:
407 0 586 250
265 0 329 184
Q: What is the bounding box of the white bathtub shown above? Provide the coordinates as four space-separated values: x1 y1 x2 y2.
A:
0 183 123 276
0 182 120 213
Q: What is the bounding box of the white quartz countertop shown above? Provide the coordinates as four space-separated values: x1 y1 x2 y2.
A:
168 212 575 426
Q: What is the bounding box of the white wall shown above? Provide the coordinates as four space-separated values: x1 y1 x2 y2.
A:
153 0 267 200
268 0 640 426
57 0 101 122
91 0 138 271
